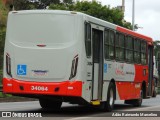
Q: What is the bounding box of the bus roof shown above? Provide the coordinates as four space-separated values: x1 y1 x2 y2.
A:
9 10 153 44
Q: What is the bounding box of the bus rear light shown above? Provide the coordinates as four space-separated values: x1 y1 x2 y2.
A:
6 53 12 77
7 83 12 87
69 55 79 80
68 86 74 90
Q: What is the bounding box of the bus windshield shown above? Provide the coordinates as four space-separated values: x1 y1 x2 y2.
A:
8 13 75 44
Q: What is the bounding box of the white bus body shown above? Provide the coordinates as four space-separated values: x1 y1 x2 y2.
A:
3 10 154 111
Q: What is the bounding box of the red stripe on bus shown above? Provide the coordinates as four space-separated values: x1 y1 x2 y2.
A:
3 78 82 97
116 26 153 43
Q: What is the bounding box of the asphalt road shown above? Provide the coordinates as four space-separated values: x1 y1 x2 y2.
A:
0 95 160 119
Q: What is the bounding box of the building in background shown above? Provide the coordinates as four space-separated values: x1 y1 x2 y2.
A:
116 0 125 15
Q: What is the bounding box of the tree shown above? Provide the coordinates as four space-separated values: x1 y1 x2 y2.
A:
12 0 62 10
49 1 132 30
0 0 8 70
13 0 30 10
40 0 60 8
63 0 73 4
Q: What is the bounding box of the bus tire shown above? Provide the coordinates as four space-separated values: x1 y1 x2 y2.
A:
125 90 143 107
152 90 157 97
39 99 62 110
100 82 115 112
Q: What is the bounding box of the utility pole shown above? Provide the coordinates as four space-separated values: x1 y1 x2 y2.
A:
132 0 135 31
122 0 125 14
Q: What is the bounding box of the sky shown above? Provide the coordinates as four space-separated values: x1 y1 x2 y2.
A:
82 0 160 40
101 0 160 41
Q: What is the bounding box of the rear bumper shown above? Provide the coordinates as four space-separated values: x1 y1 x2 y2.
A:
3 78 82 97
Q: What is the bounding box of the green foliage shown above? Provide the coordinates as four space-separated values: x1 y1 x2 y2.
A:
49 3 68 10
0 1 8 27
13 0 72 10
40 0 73 5
0 92 12 98
49 1 132 29
41 0 60 5
13 0 37 10
0 1 7 71
63 0 73 4
0 31 5 71
0 69 2 85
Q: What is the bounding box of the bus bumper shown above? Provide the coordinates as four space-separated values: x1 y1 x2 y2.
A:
3 78 82 97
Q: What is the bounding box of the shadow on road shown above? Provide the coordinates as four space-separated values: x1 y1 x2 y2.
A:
23 103 147 117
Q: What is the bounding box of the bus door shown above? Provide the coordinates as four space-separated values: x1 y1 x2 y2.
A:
148 45 153 96
92 27 104 100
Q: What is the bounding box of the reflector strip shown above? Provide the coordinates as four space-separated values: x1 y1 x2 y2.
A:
37 45 46 47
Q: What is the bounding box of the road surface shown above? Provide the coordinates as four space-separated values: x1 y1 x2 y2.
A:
0 95 160 119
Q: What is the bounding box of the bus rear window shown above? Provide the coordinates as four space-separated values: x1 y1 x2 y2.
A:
8 14 75 44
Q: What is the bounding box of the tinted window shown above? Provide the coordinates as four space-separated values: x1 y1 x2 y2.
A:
115 33 125 60
126 36 134 62
85 23 91 57
104 29 115 60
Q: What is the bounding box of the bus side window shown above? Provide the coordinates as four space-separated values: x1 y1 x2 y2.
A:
85 23 91 57
104 29 115 60
109 30 115 59
126 36 134 62
134 39 141 63
141 41 147 64
116 33 125 61
104 29 109 59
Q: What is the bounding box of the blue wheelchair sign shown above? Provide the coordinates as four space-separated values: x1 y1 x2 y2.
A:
104 63 108 73
17 65 27 75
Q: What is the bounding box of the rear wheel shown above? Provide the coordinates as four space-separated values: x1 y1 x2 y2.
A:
100 82 115 112
125 90 143 107
39 99 62 110
152 90 157 97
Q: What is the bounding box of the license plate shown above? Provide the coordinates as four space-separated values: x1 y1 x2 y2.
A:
32 70 48 77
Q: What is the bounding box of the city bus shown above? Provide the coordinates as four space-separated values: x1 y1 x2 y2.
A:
3 10 155 111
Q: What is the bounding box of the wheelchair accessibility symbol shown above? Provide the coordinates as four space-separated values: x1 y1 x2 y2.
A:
17 65 27 75
104 63 108 73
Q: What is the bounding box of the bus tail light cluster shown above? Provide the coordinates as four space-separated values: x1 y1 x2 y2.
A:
69 55 79 80
6 53 12 77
